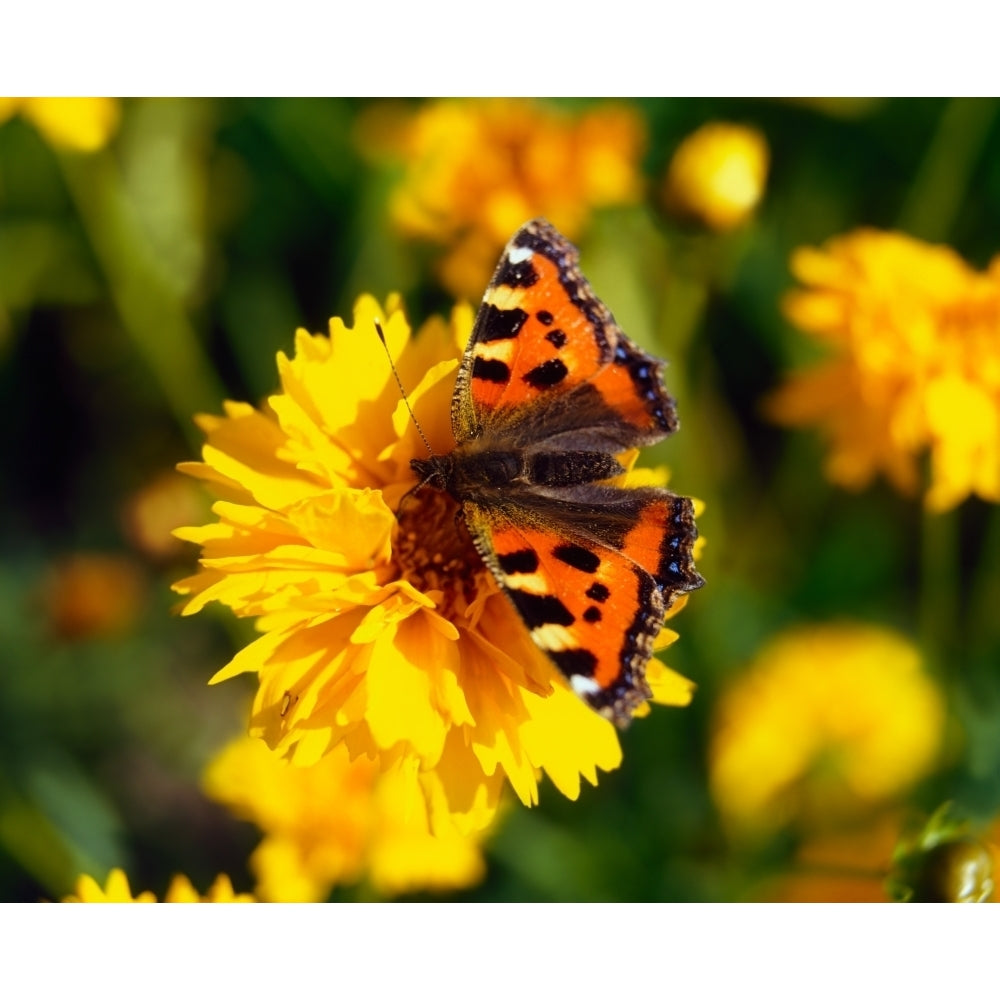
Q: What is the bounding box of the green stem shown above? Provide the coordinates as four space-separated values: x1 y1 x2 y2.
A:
899 101 992 668
918 503 960 671
898 98 998 242
57 150 227 450
967 505 1000 651
0 781 79 898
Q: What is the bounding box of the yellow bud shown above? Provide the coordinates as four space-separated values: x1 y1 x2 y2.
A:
664 122 769 230
909 840 995 903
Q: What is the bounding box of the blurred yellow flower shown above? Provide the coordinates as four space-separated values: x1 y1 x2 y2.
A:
663 122 769 230
710 624 945 835
204 735 486 901
65 869 254 902
768 229 1000 511
384 99 645 297
122 471 210 561
174 294 695 833
0 97 120 152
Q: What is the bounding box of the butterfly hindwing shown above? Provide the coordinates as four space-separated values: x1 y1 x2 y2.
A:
464 504 660 721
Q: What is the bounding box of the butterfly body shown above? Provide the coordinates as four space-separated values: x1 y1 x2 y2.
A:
413 220 703 728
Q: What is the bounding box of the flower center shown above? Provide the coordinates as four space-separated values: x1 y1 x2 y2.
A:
394 488 487 619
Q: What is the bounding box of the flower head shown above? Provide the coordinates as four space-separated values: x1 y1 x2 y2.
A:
709 624 945 836
0 97 120 152
123 471 210 561
757 813 900 902
663 122 769 231
43 553 145 640
64 869 254 902
203 734 486 901
767 229 1000 511
382 99 645 297
174 295 695 832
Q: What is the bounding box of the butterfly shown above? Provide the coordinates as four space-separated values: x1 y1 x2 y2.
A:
411 219 703 728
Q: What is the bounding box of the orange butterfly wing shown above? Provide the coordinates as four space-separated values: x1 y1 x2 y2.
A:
451 219 678 448
464 489 698 724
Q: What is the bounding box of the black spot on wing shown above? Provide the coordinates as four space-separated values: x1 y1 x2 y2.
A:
553 543 600 573
497 549 539 575
571 569 661 725
472 358 511 384
512 220 612 363
496 256 539 288
523 358 568 389
583 606 602 623
509 590 575 629
536 310 554 325
545 328 567 348
477 304 528 342
551 647 598 679
586 582 610 603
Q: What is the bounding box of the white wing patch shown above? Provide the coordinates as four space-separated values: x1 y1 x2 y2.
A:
570 674 602 696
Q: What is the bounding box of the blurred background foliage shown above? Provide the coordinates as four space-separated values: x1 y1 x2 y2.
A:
3 96 1000 902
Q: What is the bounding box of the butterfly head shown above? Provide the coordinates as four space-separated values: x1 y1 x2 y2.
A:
410 454 455 495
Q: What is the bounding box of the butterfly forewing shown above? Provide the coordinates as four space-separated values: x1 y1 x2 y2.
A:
453 220 676 446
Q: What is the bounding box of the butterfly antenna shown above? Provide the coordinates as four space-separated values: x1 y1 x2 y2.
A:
374 318 435 458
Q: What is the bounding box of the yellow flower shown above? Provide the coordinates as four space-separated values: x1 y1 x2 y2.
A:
383 99 645 297
709 624 945 835
64 869 254 902
767 229 1000 511
663 122 769 230
203 735 486 901
174 294 695 832
0 97 120 152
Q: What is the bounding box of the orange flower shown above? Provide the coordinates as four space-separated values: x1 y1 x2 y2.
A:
381 99 645 297
757 814 898 902
43 553 145 640
768 229 1000 510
